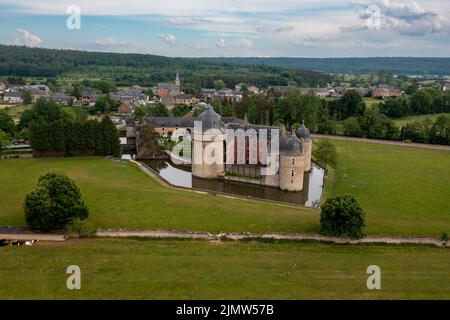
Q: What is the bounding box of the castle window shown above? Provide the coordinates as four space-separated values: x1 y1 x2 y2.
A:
292 158 295 165
291 170 295 177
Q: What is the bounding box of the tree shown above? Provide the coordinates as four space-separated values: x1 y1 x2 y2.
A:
171 104 190 117
312 139 338 170
342 117 363 137
213 80 225 91
21 89 33 105
330 91 365 120
0 110 16 135
0 129 10 151
146 103 169 117
410 90 433 114
320 195 365 239
133 106 146 121
137 124 161 159
24 169 89 231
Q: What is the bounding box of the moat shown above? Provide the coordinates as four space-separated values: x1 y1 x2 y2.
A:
141 160 325 207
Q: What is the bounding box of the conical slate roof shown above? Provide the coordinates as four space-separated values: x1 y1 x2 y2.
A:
280 134 303 156
296 122 311 140
197 105 224 132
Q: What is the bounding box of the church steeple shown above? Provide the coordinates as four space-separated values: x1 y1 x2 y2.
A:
175 72 180 89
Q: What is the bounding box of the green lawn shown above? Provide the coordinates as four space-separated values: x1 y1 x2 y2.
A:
1 239 448 299
1 104 33 124
393 113 450 127
1 138 449 237
0 157 319 234
324 140 450 237
363 97 383 109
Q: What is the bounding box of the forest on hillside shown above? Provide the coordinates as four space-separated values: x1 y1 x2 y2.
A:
201 57 450 76
0 45 329 89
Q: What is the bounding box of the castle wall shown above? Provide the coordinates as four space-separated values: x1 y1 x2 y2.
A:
279 154 305 192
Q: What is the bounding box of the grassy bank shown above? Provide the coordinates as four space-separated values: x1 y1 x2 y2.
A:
1 239 448 299
0 157 318 233
324 139 450 236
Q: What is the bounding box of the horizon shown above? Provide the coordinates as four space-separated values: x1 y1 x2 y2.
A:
2 44 450 59
0 0 449 58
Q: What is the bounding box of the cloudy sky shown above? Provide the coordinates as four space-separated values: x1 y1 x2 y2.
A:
0 0 449 57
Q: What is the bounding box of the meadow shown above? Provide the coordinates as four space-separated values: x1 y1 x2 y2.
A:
394 113 450 127
324 140 450 236
1 239 449 299
0 139 449 236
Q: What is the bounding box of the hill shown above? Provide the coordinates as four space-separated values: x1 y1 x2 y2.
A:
0 45 329 88
200 57 450 76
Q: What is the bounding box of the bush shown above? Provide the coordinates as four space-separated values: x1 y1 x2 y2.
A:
65 218 96 237
24 169 89 230
320 195 365 239
440 231 449 244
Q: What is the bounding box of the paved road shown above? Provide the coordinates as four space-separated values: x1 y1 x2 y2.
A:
312 134 450 152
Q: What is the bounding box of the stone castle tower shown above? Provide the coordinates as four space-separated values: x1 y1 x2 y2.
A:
279 134 306 192
192 106 313 191
192 106 225 179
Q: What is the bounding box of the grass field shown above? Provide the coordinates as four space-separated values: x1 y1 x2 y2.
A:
0 157 318 233
363 97 383 109
0 139 449 237
324 140 450 237
1 239 449 299
394 113 450 127
1 104 32 123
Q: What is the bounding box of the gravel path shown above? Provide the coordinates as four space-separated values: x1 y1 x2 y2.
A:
95 229 449 248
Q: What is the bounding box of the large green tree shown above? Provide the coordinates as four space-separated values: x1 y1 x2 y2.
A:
24 169 89 231
320 195 365 239
0 110 16 135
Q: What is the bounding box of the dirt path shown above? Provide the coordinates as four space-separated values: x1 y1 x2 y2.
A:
312 134 450 152
95 229 449 248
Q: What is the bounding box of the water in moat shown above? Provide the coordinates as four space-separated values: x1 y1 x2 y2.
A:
141 159 325 207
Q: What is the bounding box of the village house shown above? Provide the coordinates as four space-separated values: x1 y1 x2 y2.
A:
0 82 6 94
443 82 450 91
109 89 148 104
216 89 243 103
81 91 98 106
371 84 402 99
50 93 74 106
3 91 23 104
174 94 198 106
117 101 135 115
200 88 217 100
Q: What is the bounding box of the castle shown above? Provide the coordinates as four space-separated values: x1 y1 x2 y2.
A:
191 106 312 192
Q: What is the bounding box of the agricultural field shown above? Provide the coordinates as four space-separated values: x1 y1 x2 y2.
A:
394 113 450 127
324 139 450 237
1 104 32 124
1 239 449 299
1 138 449 237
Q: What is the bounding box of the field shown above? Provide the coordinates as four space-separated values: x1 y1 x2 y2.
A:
363 97 383 109
324 140 450 236
1 239 449 299
0 157 318 233
394 113 450 127
1 138 450 237
1 104 32 124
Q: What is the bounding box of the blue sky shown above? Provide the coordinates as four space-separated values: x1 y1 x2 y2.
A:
0 0 449 57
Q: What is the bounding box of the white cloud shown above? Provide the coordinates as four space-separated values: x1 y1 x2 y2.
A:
238 38 253 48
14 28 42 46
348 0 450 36
158 34 177 46
215 38 226 48
95 37 126 46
